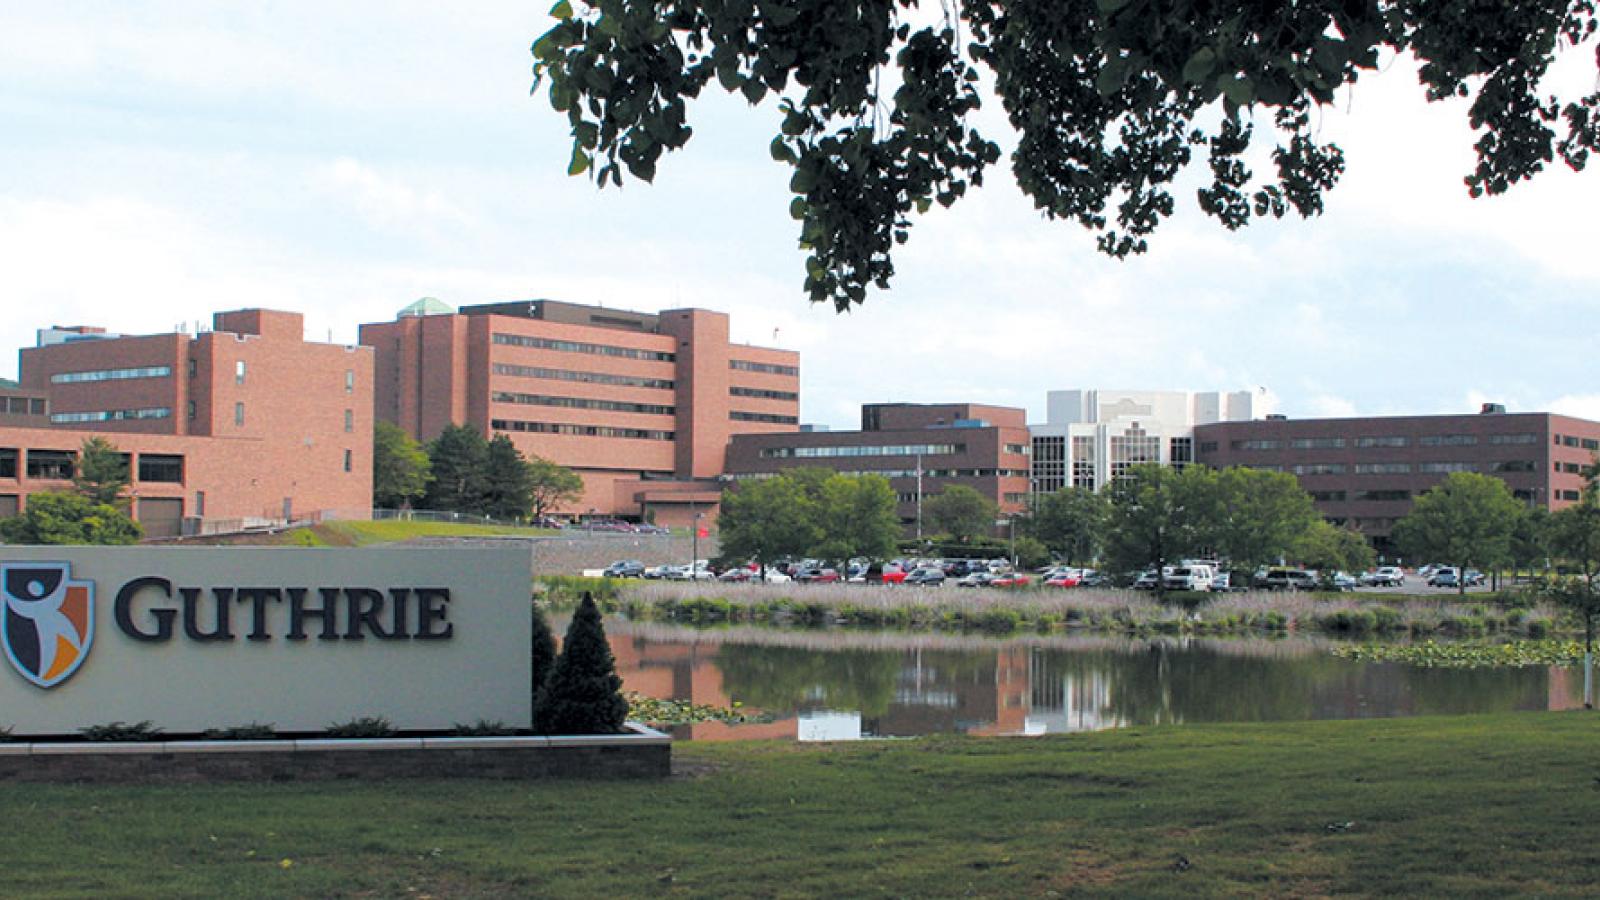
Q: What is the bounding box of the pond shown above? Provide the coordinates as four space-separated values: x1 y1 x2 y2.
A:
609 621 1587 741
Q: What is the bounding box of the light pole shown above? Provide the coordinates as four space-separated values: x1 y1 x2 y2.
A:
915 452 924 542
691 510 705 578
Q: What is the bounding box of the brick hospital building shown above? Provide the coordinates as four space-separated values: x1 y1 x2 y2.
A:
360 299 800 526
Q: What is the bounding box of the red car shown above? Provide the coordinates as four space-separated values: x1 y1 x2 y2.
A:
794 567 841 583
1043 572 1081 588
989 573 1032 588
863 562 908 585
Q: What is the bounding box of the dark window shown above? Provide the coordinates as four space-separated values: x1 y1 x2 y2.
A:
1494 460 1535 473
137 454 184 483
1308 490 1347 502
1354 489 1411 502
0 448 16 479
491 419 674 441
343 449 353 473
729 359 798 376
493 333 675 361
344 409 354 433
26 449 75 480
731 411 800 424
731 386 800 401
492 363 674 390
491 391 674 416
1198 441 1218 453
1561 489 1582 501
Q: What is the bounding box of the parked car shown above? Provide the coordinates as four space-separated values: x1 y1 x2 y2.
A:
1079 571 1114 588
643 564 676 579
1044 569 1082 588
1131 570 1162 590
1463 568 1486 586
1324 571 1359 592
1162 565 1215 592
955 571 995 588
758 568 793 584
1428 568 1460 588
1253 568 1317 591
794 567 841 584
603 560 645 578
989 572 1031 588
904 566 947 586
1361 566 1406 587
858 562 908 585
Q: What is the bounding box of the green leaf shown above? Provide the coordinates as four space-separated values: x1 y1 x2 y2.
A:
789 166 817 194
770 136 797 164
1218 73 1255 106
1095 55 1131 97
549 0 573 20
568 144 592 177
1182 47 1216 84
789 197 807 220
741 78 767 105
1096 0 1133 12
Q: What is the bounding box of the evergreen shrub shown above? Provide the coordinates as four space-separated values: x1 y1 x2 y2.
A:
533 593 629 735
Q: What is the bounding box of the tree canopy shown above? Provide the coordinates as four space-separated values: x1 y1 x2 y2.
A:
1391 471 1523 593
1025 485 1109 565
532 1 1600 308
373 422 432 510
923 484 998 544
73 436 131 508
424 424 490 514
0 491 143 545
526 455 585 519
717 469 901 565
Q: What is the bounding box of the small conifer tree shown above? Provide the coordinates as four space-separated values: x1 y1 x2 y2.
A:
530 603 558 711
532 593 628 735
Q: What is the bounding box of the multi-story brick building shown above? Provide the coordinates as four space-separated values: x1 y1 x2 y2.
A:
1195 406 1600 553
359 299 799 526
724 402 1032 535
6 309 374 535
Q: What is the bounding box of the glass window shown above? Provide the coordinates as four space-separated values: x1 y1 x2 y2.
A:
345 370 355 393
493 363 674 390
26 449 75 480
344 409 354 433
731 386 800 401
729 359 798 376
1355 436 1408 448
50 365 173 384
493 333 676 362
343 449 353 473
492 391 675 416
730 411 799 424
234 402 245 426
137 454 184 483
235 361 246 385
0 448 16 479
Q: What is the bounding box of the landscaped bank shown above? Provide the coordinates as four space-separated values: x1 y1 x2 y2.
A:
543 578 1564 640
0 713 1595 896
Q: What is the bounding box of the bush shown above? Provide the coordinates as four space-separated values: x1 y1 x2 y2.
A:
81 721 162 742
536 575 621 608
533 593 629 735
452 720 517 736
203 723 277 740
531 604 558 707
324 716 396 738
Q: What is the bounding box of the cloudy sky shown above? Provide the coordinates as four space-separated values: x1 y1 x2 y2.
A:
3 2 1597 428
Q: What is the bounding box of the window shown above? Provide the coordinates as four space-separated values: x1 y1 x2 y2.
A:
1560 461 1582 474
731 386 800 401
137 454 184 483
29 398 44 415
1004 492 1029 504
1354 489 1410 502
1585 439 1600 451
1494 460 1535 473
1230 439 1282 450
1110 425 1160 478
1004 443 1030 456
187 401 196 420
1489 433 1537 445
234 402 245 427
1292 463 1347 475
492 391 674 416
493 332 675 361
0 448 15 479
1419 462 1477 473
1356 436 1408 448
343 449 353 473
729 359 798 376
1198 441 1218 453
345 370 355 394
1031 435 1065 493
1072 436 1097 488
491 419 675 441
1419 434 1478 447
195 491 206 517
51 365 173 384
235 360 246 385
731 411 801 424
1169 437 1194 468
1561 489 1582 501
493 363 673 390
50 407 171 424
761 443 963 459
1354 463 1411 474
1308 490 1347 502
26 449 75 480
1290 437 1346 449
1563 435 1580 448
344 409 354 433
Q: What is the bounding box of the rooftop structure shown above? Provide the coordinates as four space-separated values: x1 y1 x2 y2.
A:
1030 389 1254 494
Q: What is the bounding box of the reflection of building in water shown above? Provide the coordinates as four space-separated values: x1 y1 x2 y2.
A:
610 636 798 741
863 647 1030 738
1024 648 1129 734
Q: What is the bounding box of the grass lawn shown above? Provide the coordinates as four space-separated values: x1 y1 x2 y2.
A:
3 713 1597 897
267 520 559 547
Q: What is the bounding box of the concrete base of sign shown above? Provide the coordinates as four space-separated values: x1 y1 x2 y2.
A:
0 724 670 783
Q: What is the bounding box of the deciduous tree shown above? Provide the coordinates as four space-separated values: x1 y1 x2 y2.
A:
0 491 143 545
1209 467 1322 571
1101 464 1210 581
1392 472 1523 595
924 484 997 545
1027 486 1109 565
527 455 585 520
372 421 431 510
532 2 1600 308
717 474 820 568
1294 519 1376 579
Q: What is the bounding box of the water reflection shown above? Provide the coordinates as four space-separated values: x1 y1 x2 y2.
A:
610 622 1585 741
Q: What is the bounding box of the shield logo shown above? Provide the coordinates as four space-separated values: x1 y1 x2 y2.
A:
2 562 94 689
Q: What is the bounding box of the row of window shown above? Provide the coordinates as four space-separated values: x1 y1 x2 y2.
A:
492 363 674 391
1556 434 1600 450
735 467 1027 482
730 359 798 376
730 411 799 424
759 443 964 459
491 391 675 416
730 386 799 402
2 397 46 415
51 407 172 424
1229 432 1545 451
51 365 172 384
490 418 675 441
0 448 184 483
1260 460 1540 476
493 332 675 362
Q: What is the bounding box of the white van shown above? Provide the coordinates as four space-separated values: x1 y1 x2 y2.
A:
1162 564 1215 592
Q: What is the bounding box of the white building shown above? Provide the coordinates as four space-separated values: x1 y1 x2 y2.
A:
1030 389 1254 494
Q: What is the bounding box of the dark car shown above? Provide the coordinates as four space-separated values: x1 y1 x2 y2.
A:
793 567 841 583
603 560 646 578
1253 569 1317 591
904 566 947 586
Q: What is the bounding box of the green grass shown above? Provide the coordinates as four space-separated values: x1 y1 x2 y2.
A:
2 713 1598 896
257 520 559 547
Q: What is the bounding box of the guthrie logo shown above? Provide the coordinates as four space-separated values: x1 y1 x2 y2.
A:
2 562 94 689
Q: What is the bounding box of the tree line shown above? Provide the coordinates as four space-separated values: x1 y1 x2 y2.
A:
374 422 584 521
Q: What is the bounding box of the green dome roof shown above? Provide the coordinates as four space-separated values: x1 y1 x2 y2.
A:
398 297 455 317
